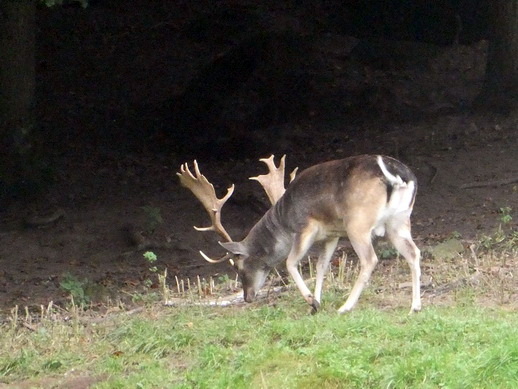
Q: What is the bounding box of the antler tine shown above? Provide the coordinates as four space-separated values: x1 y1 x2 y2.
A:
249 155 298 205
199 250 234 264
289 167 298 184
177 161 234 243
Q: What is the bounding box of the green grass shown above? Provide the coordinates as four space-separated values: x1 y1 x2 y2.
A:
1 292 518 388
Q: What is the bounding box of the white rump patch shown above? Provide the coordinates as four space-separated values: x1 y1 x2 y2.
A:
387 180 415 213
372 156 416 235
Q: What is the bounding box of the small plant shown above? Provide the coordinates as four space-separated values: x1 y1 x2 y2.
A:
499 206 512 224
217 274 230 284
60 273 91 306
450 230 462 239
378 246 399 260
143 251 158 273
479 207 515 250
480 229 506 250
143 251 158 288
140 205 163 234
142 251 169 301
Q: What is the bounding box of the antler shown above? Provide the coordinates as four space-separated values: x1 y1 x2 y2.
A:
177 161 234 243
249 155 298 205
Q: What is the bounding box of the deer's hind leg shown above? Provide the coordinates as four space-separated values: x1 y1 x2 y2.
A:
386 216 421 313
337 223 379 314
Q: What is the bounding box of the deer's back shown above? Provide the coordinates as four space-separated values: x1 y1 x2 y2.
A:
272 155 416 236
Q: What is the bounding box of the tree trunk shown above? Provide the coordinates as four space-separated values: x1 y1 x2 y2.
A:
478 0 518 108
0 0 37 198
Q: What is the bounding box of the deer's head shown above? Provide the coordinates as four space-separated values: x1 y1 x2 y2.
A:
218 241 269 302
177 155 297 303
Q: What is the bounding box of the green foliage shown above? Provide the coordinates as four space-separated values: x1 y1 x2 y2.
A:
143 250 157 263
499 206 513 224
378 245 399 260
141 251 169 302
450 230 462 239
480 228 505 250
217 274 231 283
142 251 158 288
425 206 516 255
479 207 516 251
59 272 90 306
143 251 158 273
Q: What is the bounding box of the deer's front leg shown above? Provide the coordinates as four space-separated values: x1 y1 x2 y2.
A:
286 225 319 312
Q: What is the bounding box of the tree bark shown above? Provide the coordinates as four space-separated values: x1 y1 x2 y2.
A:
478 0 518 107
0 0 36 197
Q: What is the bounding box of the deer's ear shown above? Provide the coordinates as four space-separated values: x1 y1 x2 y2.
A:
219 241 248 256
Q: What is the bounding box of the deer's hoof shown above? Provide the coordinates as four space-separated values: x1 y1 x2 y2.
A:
409 306 422 315
309 299 320 314
337 306 351 315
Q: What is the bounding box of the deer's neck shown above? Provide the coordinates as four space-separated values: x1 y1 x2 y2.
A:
243 205 293 267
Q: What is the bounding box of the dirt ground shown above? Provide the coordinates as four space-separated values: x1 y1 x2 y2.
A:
0 2 516 319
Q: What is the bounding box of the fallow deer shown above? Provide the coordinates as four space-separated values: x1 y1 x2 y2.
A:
177 154 421 313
